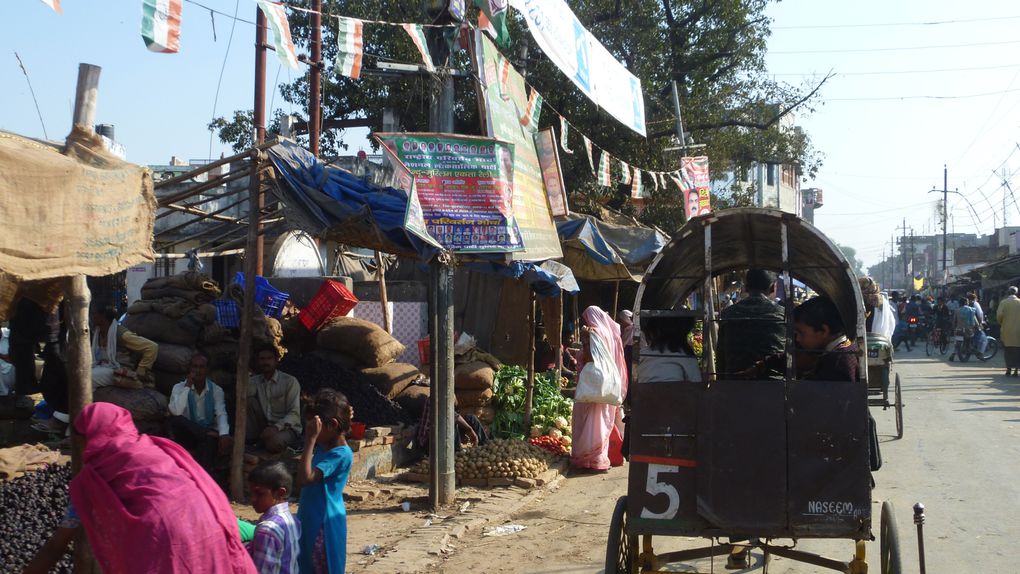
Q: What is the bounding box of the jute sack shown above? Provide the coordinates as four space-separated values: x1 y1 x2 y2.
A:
317 317 405 367
311 349 361 370
154 343 196 374
202 341 240 371
152 370 183 396
455 387 493 408
454 361 494 391
394 384 430 418
122 312 202 347
93 386 169 421
360 363 422 400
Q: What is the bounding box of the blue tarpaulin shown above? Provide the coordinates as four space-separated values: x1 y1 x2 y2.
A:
556 212 668 282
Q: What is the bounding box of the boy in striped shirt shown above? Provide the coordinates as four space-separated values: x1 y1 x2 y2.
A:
247 461 301 573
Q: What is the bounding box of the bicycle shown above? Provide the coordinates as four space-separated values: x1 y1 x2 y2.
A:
953 331 1000 362
925 326 949 356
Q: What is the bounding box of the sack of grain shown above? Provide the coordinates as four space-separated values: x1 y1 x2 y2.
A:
360 363 423 400
394 384 430 418
455 387 493 408
280 316 315 354
454 361 494 391
311 349 361 370
154 343 196 374
457 406 496 425
152 370 183 396
317 317 405 367
122 312 202 347
201 341 240 371
93 386 169 421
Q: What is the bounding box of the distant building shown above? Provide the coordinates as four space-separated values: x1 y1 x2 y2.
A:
802 188 823 224
710 116 803 216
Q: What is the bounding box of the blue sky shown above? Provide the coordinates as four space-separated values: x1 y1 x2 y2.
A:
5 0 1020 268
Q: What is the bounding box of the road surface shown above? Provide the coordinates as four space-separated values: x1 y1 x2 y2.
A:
439 346 1019 573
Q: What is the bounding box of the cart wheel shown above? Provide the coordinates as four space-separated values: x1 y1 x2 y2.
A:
880 501 903 574
606 496 637 574
894 375 904 439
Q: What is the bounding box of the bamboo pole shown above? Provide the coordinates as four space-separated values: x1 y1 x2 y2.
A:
156 167 253 207
524 290 537 429
612 280 620 318
376 251 391 333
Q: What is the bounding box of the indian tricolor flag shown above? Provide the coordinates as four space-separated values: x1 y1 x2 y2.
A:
402 24 435 72
631 168 645 199
141 0 182 53
498 56 512 100
258 0 300 69
583 136 594 173
559 116 573 154
597 150 612 187
519 88 542 129
620 160 631 184
39 0 61 14
335 17 364 79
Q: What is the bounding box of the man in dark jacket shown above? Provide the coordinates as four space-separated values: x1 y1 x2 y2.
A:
717 269 787 378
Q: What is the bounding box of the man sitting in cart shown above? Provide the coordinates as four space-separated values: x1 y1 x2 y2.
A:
717 269 786 378
793 296 859 382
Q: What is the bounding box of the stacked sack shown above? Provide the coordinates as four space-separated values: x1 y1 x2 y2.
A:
453 340 502 426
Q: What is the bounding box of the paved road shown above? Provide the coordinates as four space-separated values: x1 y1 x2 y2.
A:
439 346 1019 573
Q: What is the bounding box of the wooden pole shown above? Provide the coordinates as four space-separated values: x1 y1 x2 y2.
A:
555 294 563 384
612 280 620 318
230 152 262 501
376 251 391 333
524 290 537 429
68 61 100 574
254 5 267 276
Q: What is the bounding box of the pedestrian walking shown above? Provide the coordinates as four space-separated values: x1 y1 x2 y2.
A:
997 286 1020 376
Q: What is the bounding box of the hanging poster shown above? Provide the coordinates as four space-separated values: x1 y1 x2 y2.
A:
680 156 711 220
509 0 646 136
378 132 522 253
374 137 442 249
534 128 568 217
475 32 563 260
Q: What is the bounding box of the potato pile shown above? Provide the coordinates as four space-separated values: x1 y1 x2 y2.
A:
409 439 553 480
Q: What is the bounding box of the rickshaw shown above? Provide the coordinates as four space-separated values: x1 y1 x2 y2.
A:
608 209 902 574
866 334 904 439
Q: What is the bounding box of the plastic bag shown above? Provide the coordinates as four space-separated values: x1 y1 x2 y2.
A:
573 332 623 405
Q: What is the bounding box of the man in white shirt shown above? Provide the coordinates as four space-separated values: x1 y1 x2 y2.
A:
247 348 302 453
168 351 232 471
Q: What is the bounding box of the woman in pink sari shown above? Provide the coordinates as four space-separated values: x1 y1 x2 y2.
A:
570 306 628 471
69 402 256 573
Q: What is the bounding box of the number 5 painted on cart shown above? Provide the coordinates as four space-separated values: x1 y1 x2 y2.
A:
640 463 680 519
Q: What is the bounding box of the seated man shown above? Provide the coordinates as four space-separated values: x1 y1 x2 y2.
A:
168 351 232 471
91 306 158 389
717 269 786 378
247 347 302 453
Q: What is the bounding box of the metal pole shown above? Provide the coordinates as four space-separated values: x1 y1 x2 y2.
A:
309 0 322 157
254 5 267 275
943 165 948 273
524 290 537 429
671 80 686 146
914 503 927 574
428 259 456 508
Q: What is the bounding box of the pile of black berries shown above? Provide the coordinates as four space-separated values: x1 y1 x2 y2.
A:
0 463 73 573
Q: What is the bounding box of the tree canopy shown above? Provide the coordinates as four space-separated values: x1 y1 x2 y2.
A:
211 0 825 233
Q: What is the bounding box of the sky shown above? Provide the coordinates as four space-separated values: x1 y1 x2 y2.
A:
4 1 1020 269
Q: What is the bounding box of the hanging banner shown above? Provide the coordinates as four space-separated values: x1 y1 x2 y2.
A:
403 23 436 72
378 132 522 253
335 16 364 79
519 88 542 130
374 136 442 250
559 116 573 154
583 135 594 173
535 128 568 217
475 0 510 48
630 168 644 199
141 0 182 53
475 32 563 260
619 160 631 184
597 150 612 187
509 0 646 137
680 156 711 219
258 1 300 69
39 0 62 14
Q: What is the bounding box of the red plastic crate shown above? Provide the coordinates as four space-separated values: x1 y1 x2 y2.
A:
299 279 359 332
417 337 430 365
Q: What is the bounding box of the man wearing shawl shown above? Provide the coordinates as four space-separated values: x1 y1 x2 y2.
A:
63 402 256 573
570 306 628 471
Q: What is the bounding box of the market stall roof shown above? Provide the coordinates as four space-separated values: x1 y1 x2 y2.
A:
639 208 863 334
970 255 1020 288
556 211 668 282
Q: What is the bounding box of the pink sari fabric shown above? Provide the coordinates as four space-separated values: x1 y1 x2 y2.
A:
571 306 628 470
69 403 256 574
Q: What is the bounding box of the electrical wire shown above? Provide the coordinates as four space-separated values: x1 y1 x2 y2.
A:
771 38 1020 55
207 0 243 160
771 62 1020 77
826 87 1020 101
773 14 1020 30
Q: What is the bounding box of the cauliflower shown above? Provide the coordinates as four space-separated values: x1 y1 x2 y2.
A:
553 416 569 430
547 429 563 440
560 436 572 447
530 425 544 438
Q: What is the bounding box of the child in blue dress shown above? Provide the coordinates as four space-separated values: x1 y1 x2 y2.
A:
297 389 354 574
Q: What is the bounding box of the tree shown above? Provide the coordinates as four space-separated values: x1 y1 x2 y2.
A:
836 244 865 278
211 0 824 233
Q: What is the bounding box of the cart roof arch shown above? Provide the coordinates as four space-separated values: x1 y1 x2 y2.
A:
637 208 865 336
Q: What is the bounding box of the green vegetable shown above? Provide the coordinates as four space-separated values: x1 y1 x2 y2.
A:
490 366 573 439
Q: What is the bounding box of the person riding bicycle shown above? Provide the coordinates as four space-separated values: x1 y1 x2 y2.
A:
949 297 979 361
933 297 953 342
968 292 989 354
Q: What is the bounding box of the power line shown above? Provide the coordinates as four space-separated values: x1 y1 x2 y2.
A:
827 87 1020 101
772 62 1020 77
773 14 1020 30
772 38 1020 55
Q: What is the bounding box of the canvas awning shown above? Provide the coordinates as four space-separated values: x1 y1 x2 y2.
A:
556 211 668 282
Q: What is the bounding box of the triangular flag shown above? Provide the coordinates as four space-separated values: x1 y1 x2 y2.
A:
519 88 542 129
559 116 573 154
498 56 512 100
141 0 183 53
478 9 496 39
584 136 594 173
631 168 644 199
597 150 612 187
403 23 435 72
620 160 631 184
39 0 61 14
652 172 661 191
474 0 510 48
668 171 683 189
335 16 364 79
258 1 300 69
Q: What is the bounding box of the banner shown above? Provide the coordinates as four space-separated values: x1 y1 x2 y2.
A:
39 0 61 14
519 88 542 129
619 160 631 184
141 0 182 53
475 0 510 48
374 137 442 250
597 150 611 187
258 1 300 69
535 128 568 217
630 168 644 199
509 0 646 136
379 132 522 253
335 17 364 79
583 135 594 173
680 156 711 219
476 32 562 260
402 23 435 72
559 116 573 154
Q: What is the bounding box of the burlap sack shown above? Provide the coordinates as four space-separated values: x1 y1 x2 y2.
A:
202 341 240 371
280 315 315 354
360 363 422 400
457 406 496 426
455 387 493 407
311 349 361 370
154 343 196 374
122 312 202 347
394 384 430 418
152 370 184 396
454 361 494 391
317 317 405 367
93 386 169 421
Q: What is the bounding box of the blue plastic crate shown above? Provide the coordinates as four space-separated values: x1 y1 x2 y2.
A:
214 299 241 328
234 272 290 318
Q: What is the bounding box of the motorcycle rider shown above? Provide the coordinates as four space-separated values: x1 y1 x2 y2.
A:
949 296 980 361
904 295 923 345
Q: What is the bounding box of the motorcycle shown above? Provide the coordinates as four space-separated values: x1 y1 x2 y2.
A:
907 315 920 346
953 328 1000 362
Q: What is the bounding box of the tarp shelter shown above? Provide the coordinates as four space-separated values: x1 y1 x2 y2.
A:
556 211 668 282
0 129 156 318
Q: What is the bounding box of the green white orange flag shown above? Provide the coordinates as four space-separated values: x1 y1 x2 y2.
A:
559 116 573 154
668 171 683 190
258 1 300 69
597 150 612 187
39 0 61 14
620 160 631 184
498 56 512 100
402 24 435 72
631 168 644 199
584 136 594 173
519 88 542 129
141 0 182 53
335 16 364 79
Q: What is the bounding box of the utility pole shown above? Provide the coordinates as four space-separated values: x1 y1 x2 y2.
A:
309 0 322 157
896 219 911 290
253 6 267 275
910 228 916 291
928 165 961 279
